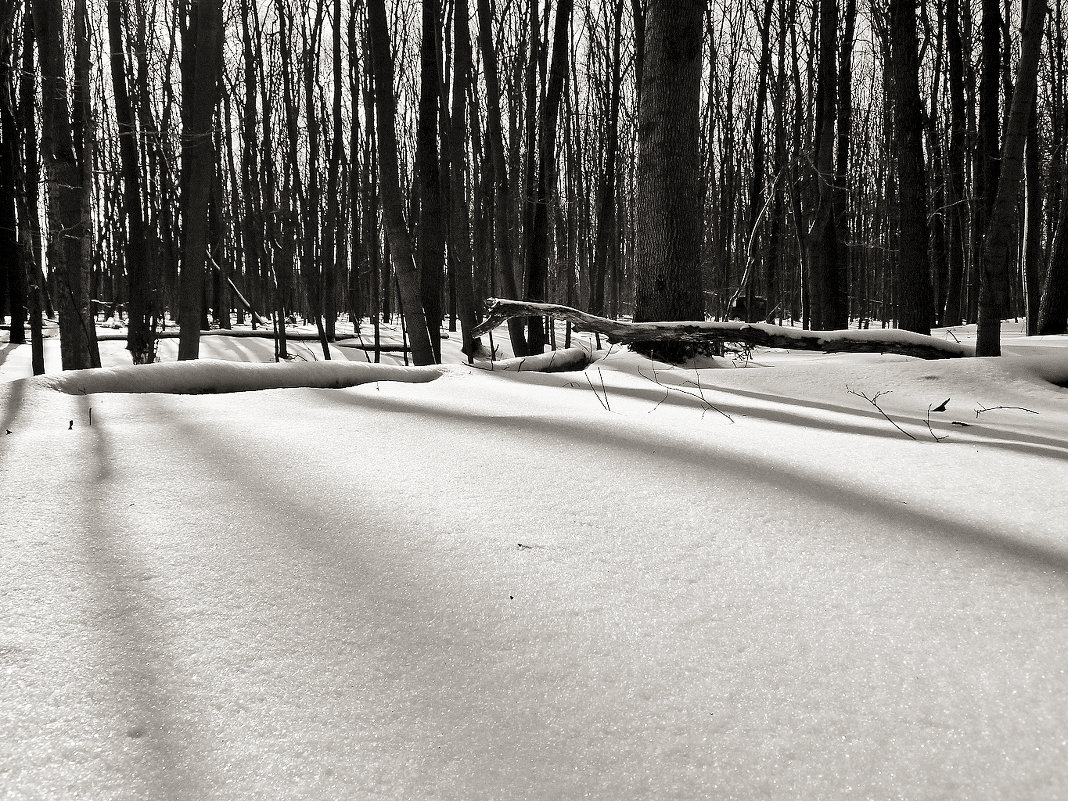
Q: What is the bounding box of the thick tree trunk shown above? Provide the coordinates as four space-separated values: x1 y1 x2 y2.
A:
890 0 935 334
365 0 436 365
33 0 94 369
976 0 1047 355
632 0 706 362
177 0 224 360
414 0 445 362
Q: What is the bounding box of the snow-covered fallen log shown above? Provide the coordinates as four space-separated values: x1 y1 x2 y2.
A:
474 298 973 360
39 359 443 395
480 347 591 372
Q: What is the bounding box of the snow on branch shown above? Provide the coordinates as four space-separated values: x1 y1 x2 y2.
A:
474 299 973 360
40 360 444 395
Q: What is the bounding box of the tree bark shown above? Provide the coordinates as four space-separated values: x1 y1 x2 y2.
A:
476 0 528 356
523 0 573 353
943 0 968 325
365 0 436 365
177 0 224 360
632 0 707 362
108 0 155 363
414 0 445 362
976 0 1047 355
589 0 624 318
890 0 935 334
448 0 479 357
476 299 970 359
33 0 95 370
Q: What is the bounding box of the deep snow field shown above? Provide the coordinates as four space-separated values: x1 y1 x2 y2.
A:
2 317 1067 800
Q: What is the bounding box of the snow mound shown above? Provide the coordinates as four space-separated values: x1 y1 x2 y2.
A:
37 359 444 395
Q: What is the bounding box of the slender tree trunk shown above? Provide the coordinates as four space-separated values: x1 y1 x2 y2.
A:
976 0 1047 355
524 0 573 353
476 0 527 355
0 51 24 345
108 0 155 363
325 0 345 341
972 0 1002 323
943 0 968 325
590 0 624 318
1022 92 1042 334
448 0 478 357
16 13 44 372
807 0 840 330
177 0 224 360
365 0 436 365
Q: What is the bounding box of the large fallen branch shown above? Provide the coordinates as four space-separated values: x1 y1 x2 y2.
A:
474 298 972 360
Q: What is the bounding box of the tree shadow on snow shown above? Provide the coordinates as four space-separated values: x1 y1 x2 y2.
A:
317 387 1068 581
72 394 188 800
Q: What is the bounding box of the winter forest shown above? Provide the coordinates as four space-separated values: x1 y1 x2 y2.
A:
3 0 1068 798
0 0 1066 363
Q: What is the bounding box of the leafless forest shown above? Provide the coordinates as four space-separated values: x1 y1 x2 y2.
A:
0 0 1065 369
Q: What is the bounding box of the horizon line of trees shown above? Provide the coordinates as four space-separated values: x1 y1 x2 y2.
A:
0 0 1065 370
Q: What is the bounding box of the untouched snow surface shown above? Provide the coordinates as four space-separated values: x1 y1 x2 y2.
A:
2 320 1068 800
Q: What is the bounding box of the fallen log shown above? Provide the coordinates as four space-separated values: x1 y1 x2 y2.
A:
473 298 973 360
479 347 591 373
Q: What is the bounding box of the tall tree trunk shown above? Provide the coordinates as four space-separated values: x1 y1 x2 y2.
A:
1022 92 1042 334
414 0 445 362
324 0 345 341
590 0 625 318
16 13 45 372
890 0 934 333
177 0 224 360
448 0 478 357
632 0 706 361
0 46 24 345
833 0 856 325
523 0 573 353
365 0 436 365
108 0 155 363
807 0 841 330
33 0 95 369
476 0 527 355
971 0 1002 323
943 0 968 325
976 0 1047 355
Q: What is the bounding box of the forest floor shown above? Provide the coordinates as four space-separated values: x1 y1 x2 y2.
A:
2 317 1067 800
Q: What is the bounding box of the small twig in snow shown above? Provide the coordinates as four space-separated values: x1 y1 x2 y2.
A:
584 372 612 412
975 403 1039 418
847 387 918 441
639 368 734 422
925 404 949 442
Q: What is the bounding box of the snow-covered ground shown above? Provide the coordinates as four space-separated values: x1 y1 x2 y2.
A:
2 318 1067 800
